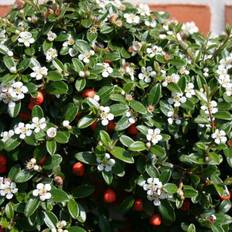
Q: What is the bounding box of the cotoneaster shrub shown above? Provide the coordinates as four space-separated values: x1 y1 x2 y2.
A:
0 0 232 231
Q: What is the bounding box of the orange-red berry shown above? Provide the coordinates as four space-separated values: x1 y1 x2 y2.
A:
133 198 144 212
72 162 85 176
28 91 44 110
149 214 162 226
103 189 116 203
82 88 96 98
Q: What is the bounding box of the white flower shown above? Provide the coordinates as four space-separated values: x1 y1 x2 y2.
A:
45 48 58 62
97 153 116 172
146 45 164 58
201 101 218 115
63 34 75 47
8 81 28 101
185 83 195 98
128 41 142 56
78 50 95 64
203 67 209 77
14 122 33 139
62 120 72 129
145 19 157 28
122 61 135 80
138 66 156 83
142 178 169 206
138 4 150 16
146 128 162 145
182 22 199 35
100 63 113 78
32 117 47 133
211 129 227 144
168 92 186 107
26 158 41 171
1 130 14 142
162 73 180 87
30 66 48 80
32 183 52 201
126 111 136 124
51 220 68 232
18 31 35 47
46 127 57 138
47 31 57 41
0 178 18 200
99 106 114 126
124 13 140 25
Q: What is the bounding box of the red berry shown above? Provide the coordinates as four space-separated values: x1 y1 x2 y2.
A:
133 198 144 212
90 121 98 131
19 111 31 121
0 154 7 166
180 199 190 211
82 88 96 98
107 120 116 133
127 124 138 137
220 193 231 201
0 226 4 232
38 156 48 166
0 165 7 174
28 91 44 110
103 189 116 203
149 214 162 226
72 162 85 176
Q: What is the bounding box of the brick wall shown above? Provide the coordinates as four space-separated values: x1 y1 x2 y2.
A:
0 0 232 34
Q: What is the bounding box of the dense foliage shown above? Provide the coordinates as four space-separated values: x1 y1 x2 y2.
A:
0 0 232 231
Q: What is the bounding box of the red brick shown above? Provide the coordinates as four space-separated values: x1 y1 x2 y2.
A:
149 4 211 34
225 5 232 25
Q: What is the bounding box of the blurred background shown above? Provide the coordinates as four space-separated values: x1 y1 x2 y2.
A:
0 0 232 34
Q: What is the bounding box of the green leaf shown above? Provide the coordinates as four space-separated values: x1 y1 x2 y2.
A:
148 84 162 105
128 141 146 151
3 55 16 71
187 224 196 232
43 154 62 170
72 58 84 73
100 130 112 146
68 198 79 219
214 111 232 121
73 184 95 198
77 204 86 223
75 39 90 53
119 135 134 147
25 198 40 217
110 147 134 163
163 183 177 194
110 104 129 116
129 100 147 114
102 171 113 185
43 211 58 229
51 188 69 203
78 116 96 129
55 131 70 144
14 169 34 183
75 151 96 164
4 138 21 151
75 79 86 92
5 202 14 219
115 116 131 131
46 140 57 155
68 226 87 232
47 71 63 81
64 103 79 122
8 102 21 118
32 105 44 118
119 196 135 212
183 185 198 198
46 81 68 95
158 201 176 223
